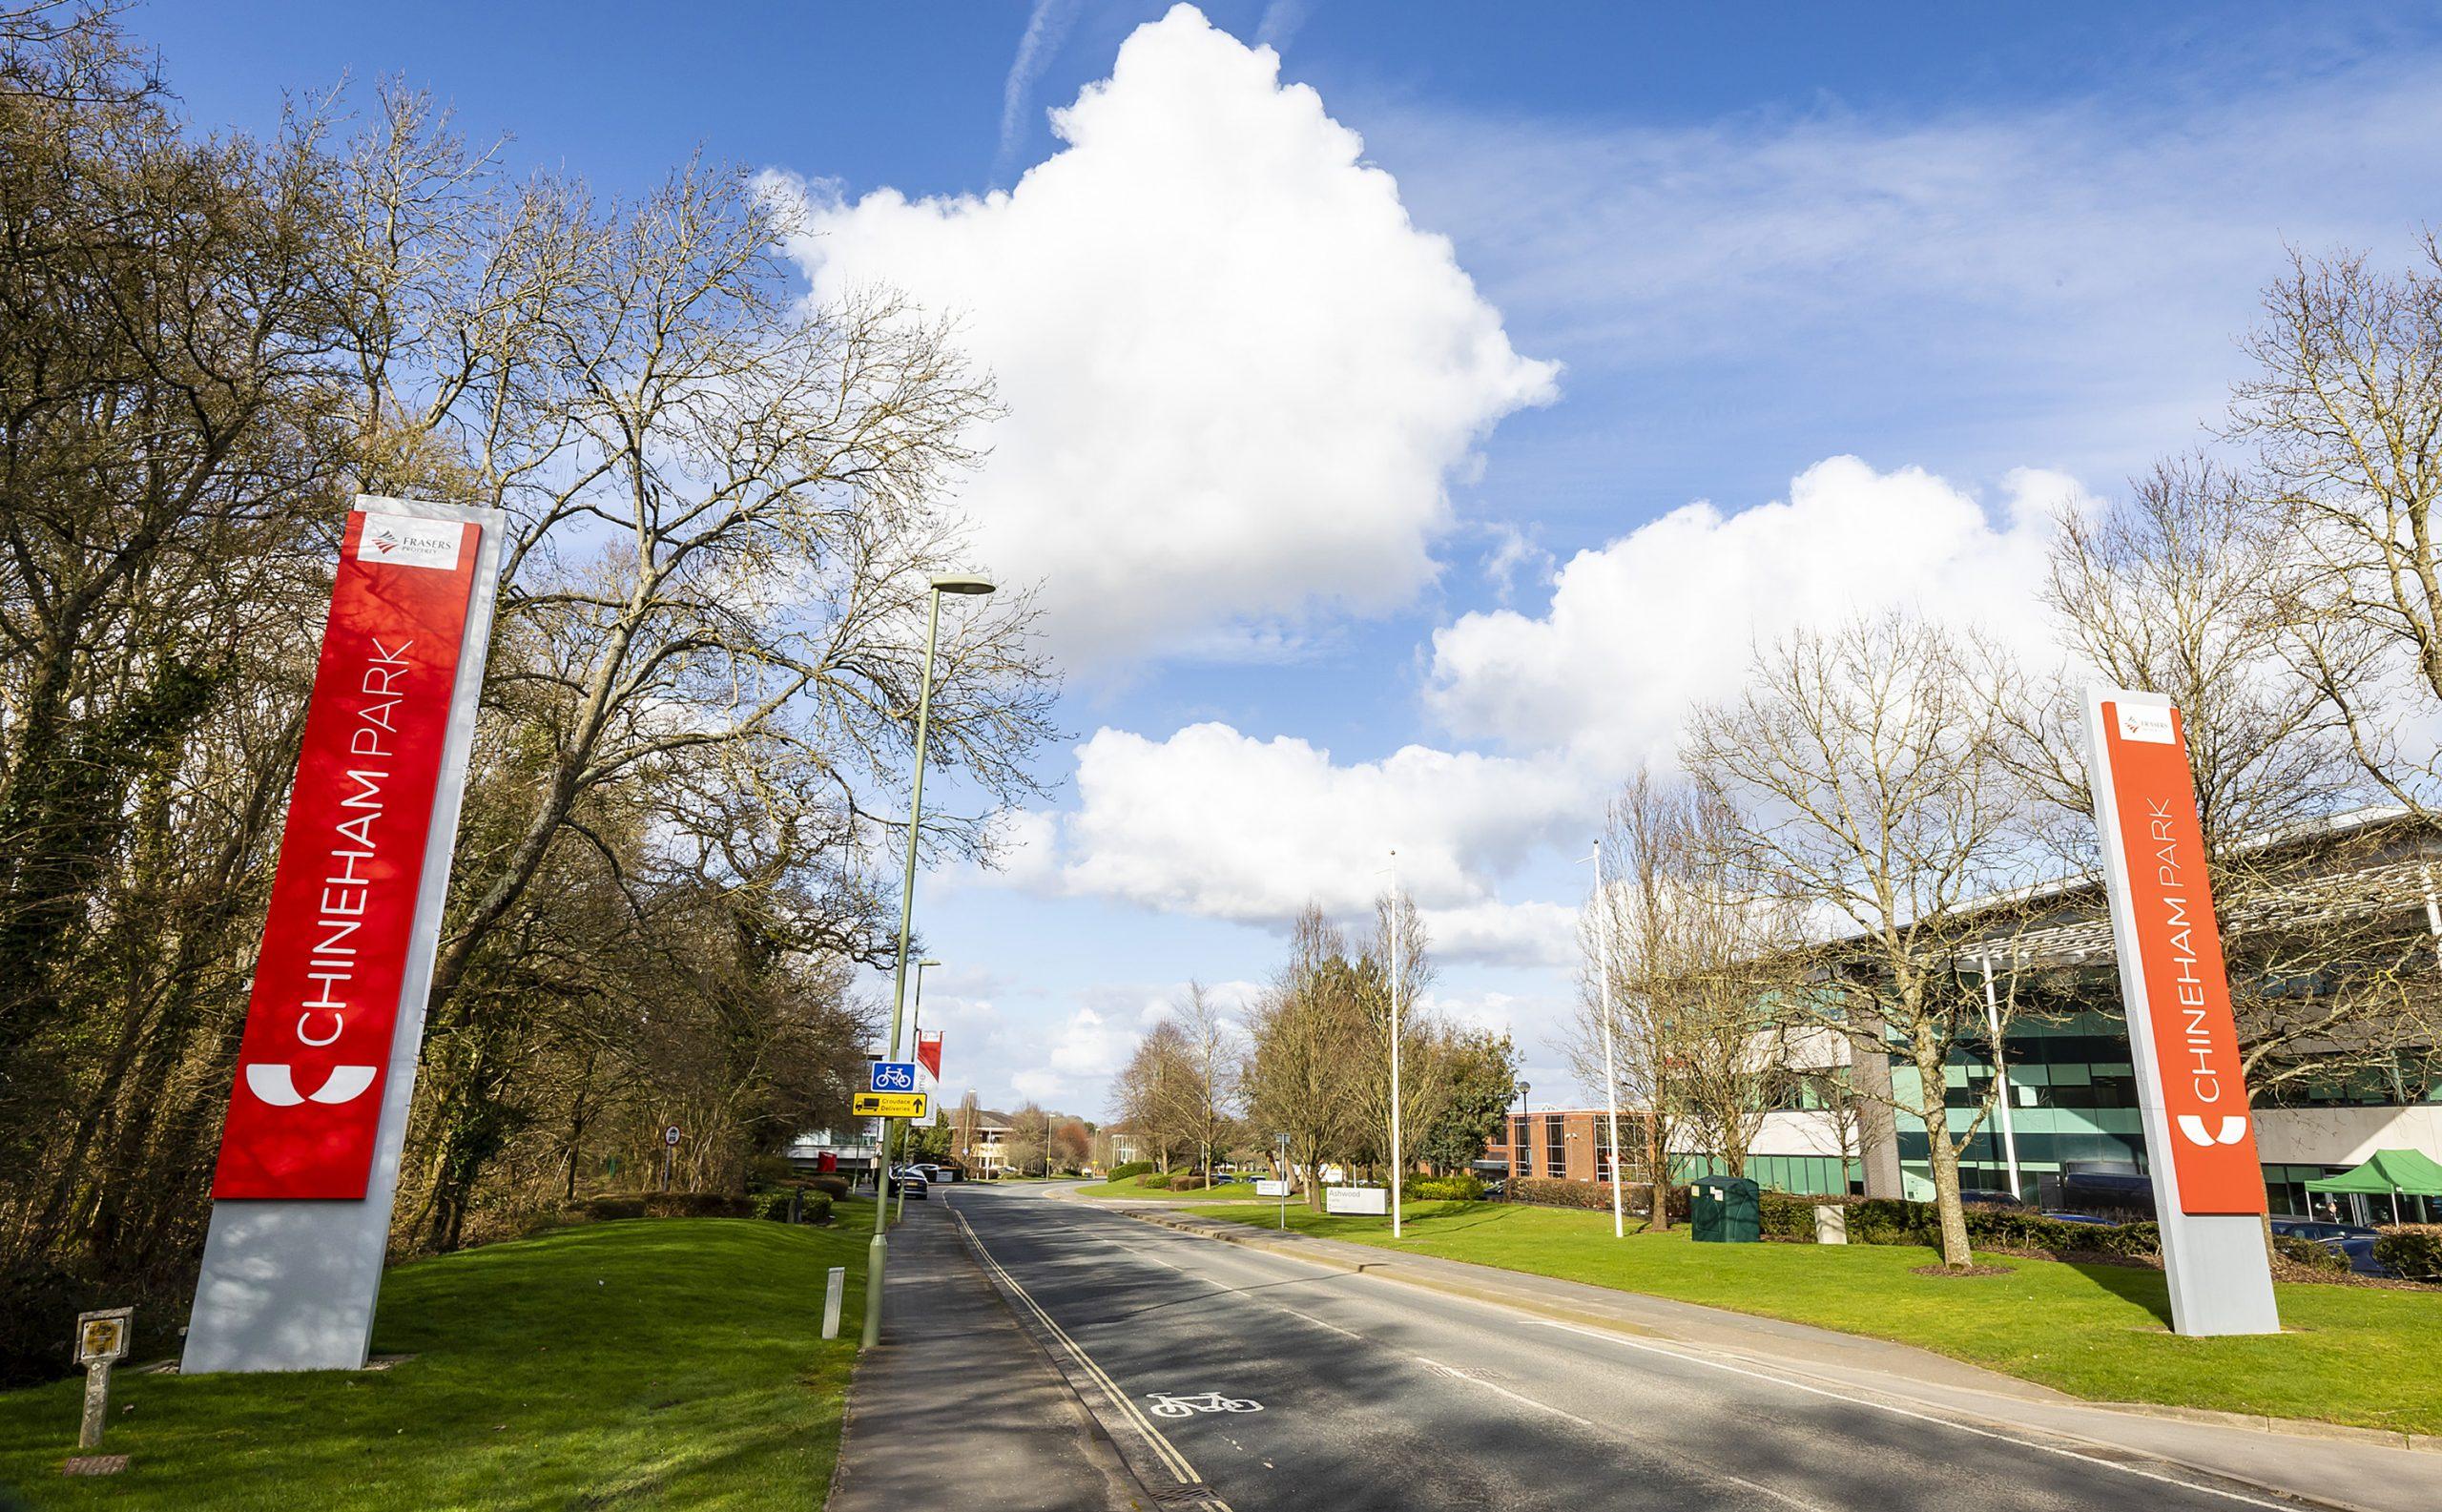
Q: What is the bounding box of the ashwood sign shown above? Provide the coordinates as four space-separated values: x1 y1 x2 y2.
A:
2082 688 2279 1336
212 510 482 1199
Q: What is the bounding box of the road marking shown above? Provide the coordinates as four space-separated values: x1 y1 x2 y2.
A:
1115 1239 1368 1339
1147 1391 1263 1417
1413 1356 1595 1428
1527 1320 2303 1511
950 1206 1211 1492
1410 1355 1830 1512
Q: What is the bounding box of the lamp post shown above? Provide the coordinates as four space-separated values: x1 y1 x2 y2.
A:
1387 850 1404 1239
1583 846 1626 1240
1514 1080 1530 1178
896 957 942 1225
863 573 993 1350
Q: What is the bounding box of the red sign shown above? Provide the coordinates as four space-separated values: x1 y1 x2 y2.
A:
2097 699 2265 1215
212 511 482 1199
916 1031 943 1081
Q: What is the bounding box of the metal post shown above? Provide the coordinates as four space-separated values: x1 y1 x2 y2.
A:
1590 846 1626 1240
1979 954 2022 1200
896 960 930 1228
864 587 947 1350
821 1266 845 1340
1388 850 1403 1238
1276 1132 1289 1231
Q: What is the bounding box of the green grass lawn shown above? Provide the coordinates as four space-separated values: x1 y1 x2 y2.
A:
0 1207 876 1509
1075 1174 1262 1202
1203 1199 2442 1437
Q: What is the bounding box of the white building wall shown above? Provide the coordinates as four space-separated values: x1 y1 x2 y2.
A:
2255 1106 2442 1167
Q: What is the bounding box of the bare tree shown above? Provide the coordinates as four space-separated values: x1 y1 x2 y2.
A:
2012 456 2441 1106
1576 771 1804 1224
1241 906 1369 1209
2230 238 2442 824
1352 892 1451 1182
1686 614 2038 1270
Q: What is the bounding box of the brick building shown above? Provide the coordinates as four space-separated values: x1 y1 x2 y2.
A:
1490 1108 1657 1185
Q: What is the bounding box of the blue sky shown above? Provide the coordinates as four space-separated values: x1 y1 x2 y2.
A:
141 1 2442 1116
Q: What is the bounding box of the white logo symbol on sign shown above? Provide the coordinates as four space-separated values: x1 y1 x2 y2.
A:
871 1061 919 1093
246 1064 379 1107
2177 1114 2247 1148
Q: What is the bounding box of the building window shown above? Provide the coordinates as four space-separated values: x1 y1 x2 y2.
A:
1593 1118 1613 1184
1544 1116 1565 1179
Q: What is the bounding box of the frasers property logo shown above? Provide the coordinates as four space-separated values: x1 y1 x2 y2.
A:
2117 704 2177 744
357 513 465 570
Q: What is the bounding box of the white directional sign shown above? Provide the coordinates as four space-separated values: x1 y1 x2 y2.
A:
1254 1179 1289 1198
869 1061 921 1094
1325 1186 1389 1215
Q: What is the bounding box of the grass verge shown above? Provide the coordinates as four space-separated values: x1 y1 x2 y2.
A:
0 1206 876 1509
1074 1174 1261 1202
1200 1198 2442 1437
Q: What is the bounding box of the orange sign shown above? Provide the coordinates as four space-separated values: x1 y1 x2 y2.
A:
2096 700 2264 1215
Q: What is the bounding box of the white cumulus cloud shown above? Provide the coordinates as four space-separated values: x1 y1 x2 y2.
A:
1048 722 1586 961
775 4 1556 669
1426 456 2085 766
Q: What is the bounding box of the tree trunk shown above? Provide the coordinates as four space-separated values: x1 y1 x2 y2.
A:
1915 1057 1975 1269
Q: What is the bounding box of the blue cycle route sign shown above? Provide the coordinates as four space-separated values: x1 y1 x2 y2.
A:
869 1061 921 1093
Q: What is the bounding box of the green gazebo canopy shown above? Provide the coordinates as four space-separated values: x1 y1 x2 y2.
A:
2305 1149 2442 1197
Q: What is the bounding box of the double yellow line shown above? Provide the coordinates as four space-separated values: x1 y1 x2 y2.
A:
950 1205 1205 1488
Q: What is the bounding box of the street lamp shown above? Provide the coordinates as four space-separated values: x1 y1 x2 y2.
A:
863 572 993 1350
1583 845 1627 1240
1387 850 1405 1239
895 957 942 1225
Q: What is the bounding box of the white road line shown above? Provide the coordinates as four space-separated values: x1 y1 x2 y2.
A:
1527 1320 2301 1512
1412 1356 1595 1427
951 1207 1212 1493
1114 1238 1371 1340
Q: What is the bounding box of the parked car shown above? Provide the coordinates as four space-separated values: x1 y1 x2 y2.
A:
1959 1188 2030 1208
887 1169 931 1201
2039 1211 2119 1226
1480 1179 1507 1200
2270 1216 2390 1276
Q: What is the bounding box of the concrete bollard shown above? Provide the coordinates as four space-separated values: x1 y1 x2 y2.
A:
1814 1204 1848 1245
821 1266 845 1339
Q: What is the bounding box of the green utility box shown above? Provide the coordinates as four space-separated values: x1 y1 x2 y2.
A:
1689 1175 1761 1243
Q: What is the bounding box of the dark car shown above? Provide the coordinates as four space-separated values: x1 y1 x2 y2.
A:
2271 1216 2389 1275
887 1169 930 1201
2039 1211 2119 1226
1959 1188 2029 1208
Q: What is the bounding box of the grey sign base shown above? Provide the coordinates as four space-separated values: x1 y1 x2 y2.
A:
182 498 501 1373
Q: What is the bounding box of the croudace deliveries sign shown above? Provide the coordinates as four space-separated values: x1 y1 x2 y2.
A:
212 510 480 1197
2081 688 2279 1336
185 499 501 1374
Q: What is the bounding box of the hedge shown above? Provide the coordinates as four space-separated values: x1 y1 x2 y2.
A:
2377 1225 2442 1281
1136 1171 1175 1190
1107 1161 1154 1182
752 1190 835 1224
1407 1173 1484 1201
1751 1193 2166 1259
1508 1177 1655 1212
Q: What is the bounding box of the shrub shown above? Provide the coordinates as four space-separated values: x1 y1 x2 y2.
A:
1136 1171 1175 1190
578 1194 648 1221
808 1175 850 1201
1408 1174 1485 1201
641 1192 753 1219
752 1190 834 1225
2376 1225 2442 1282
1107 1161 1154 1182
1762 1194 2166 1260
2274 1235 2351 1273
1508 1177 1620 1210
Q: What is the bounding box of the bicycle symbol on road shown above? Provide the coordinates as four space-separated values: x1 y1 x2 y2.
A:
1146 1391 1263 1418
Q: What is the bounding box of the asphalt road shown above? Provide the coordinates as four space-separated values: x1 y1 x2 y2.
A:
945 1184 2327 1512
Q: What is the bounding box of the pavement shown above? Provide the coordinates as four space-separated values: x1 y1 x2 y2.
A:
928 1182 2439 1512
826 1197 1146 1512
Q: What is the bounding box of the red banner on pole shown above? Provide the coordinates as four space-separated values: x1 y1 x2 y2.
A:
2094 699 2266 1215
916 1031 943 1082
211 511 482 1199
